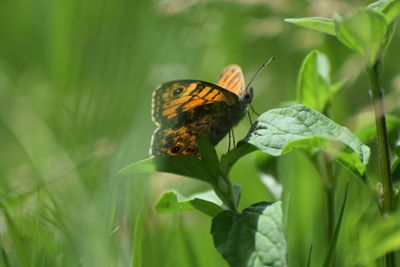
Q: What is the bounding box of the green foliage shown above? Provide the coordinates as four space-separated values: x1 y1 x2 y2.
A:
286 0 400 65
296 50 345 113
156 191 224 217
245 105 370 176
333 9 389 65
211 202 286 267
284 17 335 36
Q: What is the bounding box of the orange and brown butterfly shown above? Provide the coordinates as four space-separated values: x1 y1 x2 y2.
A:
150 64 253 156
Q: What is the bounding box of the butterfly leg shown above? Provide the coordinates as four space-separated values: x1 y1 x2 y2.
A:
249 103 260 116
231 129 236 148
247 110 253 126
228 130 231 152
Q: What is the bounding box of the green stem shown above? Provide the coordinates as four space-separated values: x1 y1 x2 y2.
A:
368 60 395 267
368 60 393 213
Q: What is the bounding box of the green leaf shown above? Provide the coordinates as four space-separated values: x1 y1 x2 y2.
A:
245 105 370 176
155 191 224 217
284 17 336 36
119 156 217 183
198 135 220 171
368 0 400 24
333 9 389 64
211 201 286 267
297 50 336 112
220 142 257 176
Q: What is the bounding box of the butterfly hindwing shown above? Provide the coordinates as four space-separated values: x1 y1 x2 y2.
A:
151 102 241 156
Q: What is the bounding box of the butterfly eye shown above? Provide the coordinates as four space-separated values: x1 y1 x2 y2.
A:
170 145 182 154
173 87 184 96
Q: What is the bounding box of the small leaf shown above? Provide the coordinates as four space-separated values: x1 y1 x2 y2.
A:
284 17 336 36
156 191 224 217
119 156 217 183
245 105 370 176
211 201 287 267
368 0 400 24
333 9 389 64
297 50 333 112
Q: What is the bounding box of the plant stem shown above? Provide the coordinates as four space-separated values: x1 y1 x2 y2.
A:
368 60 393 213
368 59 395 267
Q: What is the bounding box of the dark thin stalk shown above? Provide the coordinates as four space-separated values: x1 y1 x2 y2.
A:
368 60 393 213
368 60 395 267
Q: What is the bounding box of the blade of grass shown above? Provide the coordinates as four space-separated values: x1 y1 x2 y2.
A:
0 205 29 266
0 241 10 267
323 183 349 267
131 213 142 267
307 245 313 267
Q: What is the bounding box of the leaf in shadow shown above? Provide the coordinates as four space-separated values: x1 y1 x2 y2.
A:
211 201 286 267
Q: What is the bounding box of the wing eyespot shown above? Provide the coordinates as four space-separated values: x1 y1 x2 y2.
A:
184 145 198 155
173 87 184 96
170 145 182 154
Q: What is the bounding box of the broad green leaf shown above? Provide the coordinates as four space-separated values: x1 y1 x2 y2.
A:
333 9 389 64
296 50 335 112
220 142 257 176
245 105 370 176
119 156 217 183
284 17 335 36
156 191 224 217
211 201 286 267
369 0 400 23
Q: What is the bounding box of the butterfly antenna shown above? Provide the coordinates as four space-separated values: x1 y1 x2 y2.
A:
245 56 276 93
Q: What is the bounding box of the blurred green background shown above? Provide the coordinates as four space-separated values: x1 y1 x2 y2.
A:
0 0 399 266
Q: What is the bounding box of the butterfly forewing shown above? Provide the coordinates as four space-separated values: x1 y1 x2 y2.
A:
216 64 246 99
152 80 238 125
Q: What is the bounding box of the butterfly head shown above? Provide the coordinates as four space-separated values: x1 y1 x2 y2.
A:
244 86 254 104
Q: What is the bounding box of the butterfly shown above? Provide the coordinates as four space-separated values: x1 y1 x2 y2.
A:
150 64 253 156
